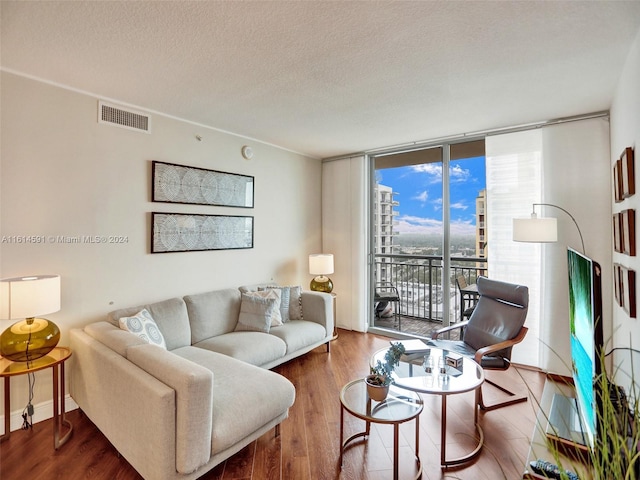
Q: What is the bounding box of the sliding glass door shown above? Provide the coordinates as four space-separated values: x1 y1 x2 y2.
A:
369 140 486 337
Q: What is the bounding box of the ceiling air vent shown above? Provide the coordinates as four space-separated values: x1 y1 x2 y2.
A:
98 101 151 133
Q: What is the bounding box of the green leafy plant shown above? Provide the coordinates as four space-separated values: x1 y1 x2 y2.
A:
367 341 406 386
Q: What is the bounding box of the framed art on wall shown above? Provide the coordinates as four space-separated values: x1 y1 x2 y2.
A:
614 264 622 307
620 265 637 318
613 212 622 253
622 209 636 256
621 147 635 199
151 212 253 253
152 161 254 208
614 158 623 203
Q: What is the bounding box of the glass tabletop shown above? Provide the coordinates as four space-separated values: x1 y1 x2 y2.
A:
371 347 484 395
340 378 423 423
0 347 72 376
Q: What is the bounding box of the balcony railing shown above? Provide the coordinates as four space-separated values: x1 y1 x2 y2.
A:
373 253 488 333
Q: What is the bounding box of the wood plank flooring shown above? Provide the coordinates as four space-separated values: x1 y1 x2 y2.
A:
0 329 545 480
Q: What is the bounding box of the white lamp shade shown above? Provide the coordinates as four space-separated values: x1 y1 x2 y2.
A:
512 217 558 243
309 254 334 275
0 275 61 319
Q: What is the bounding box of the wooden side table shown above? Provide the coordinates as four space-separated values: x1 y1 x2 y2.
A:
0 346 73 449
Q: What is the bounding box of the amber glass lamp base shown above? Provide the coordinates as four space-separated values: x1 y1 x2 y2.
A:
0 317 61 362
310 276 333 293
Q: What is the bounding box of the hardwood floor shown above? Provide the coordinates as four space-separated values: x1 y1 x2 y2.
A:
0 329 544 480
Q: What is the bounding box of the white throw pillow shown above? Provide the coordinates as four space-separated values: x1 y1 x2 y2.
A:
118 308 167 349
259 286 291 322
235 291 280 333
246 289 283 327
287 285 303 320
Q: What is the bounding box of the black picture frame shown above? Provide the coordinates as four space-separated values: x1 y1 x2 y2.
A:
152 161 254 208
151 212 254 253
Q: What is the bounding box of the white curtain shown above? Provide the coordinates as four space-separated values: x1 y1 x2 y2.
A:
321 155 369 332
486 119 611 372
486 130 543 367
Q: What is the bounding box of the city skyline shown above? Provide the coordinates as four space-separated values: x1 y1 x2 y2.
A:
376 156 486 237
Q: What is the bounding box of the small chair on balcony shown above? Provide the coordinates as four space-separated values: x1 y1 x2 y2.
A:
456 275 479 323
374 282 401 331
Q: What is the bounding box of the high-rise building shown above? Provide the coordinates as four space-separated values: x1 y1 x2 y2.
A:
373 183 399 281
475 188 487 275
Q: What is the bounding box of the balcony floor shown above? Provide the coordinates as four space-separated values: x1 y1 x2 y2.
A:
372 314 461 340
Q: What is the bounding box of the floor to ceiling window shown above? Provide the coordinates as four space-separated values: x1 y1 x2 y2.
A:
370 140 486 337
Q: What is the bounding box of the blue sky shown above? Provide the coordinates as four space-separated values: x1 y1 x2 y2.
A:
377 156 486 236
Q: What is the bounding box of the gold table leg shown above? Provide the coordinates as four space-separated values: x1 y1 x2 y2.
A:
440 386 484 468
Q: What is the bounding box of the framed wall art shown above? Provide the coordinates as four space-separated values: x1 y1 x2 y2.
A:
620 265 637 318
614 263 622 307
613 212 622 253
151 212 253 253
614 158 623 203
621 147 635 199
622 208 636 256
152 161 254 208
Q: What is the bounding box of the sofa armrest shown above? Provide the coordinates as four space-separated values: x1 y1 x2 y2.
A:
301 291 334 334
127 344 214 475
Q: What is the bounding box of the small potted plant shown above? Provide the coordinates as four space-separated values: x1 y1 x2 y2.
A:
365 342 406 401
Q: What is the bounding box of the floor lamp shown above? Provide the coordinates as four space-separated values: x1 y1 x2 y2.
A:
512 203 585 254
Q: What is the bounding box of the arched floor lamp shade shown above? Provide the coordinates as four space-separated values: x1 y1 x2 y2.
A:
0 275 61 362
512 203 585 254
309 254 334 293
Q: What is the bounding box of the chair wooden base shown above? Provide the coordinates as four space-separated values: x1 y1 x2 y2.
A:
478 378 528 411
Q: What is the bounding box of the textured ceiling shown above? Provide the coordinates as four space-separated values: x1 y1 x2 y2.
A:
2 1 640 159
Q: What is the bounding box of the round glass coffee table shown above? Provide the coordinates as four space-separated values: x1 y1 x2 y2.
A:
339 378 423 480
371 347 485 468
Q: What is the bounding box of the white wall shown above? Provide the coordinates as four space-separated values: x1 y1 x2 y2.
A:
541 118 612 375
0 72 322 418
610 26 640 395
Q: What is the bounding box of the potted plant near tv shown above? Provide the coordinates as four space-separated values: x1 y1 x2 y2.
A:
365 342 406 401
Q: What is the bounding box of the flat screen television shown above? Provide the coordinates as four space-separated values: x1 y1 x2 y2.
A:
567 247 604 450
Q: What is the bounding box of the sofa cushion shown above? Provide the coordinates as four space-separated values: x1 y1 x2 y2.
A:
108 297 191 351
267 320 327 354
258 286 290 322
184 289 241 343
171 346 295 455
235 292 279 333
118 309 167 349
193 331 287 366
287 286 303 320
84 321 148 357
246 289 283 327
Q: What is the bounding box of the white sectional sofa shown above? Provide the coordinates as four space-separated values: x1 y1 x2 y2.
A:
69 285 333 480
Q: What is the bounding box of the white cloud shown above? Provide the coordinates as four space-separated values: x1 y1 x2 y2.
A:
412 190 428 203
450 164 471 182
395 215 476 236
450 201 468 210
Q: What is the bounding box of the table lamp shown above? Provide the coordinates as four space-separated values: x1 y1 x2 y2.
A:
309 254 334 293
0 275 61 362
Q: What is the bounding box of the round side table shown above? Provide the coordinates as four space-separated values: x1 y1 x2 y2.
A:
0 346 73 449
339 378 423 480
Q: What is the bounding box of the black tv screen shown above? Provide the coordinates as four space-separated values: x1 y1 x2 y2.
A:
567 247 604 449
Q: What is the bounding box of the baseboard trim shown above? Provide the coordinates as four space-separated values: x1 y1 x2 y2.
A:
1 394 78 433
